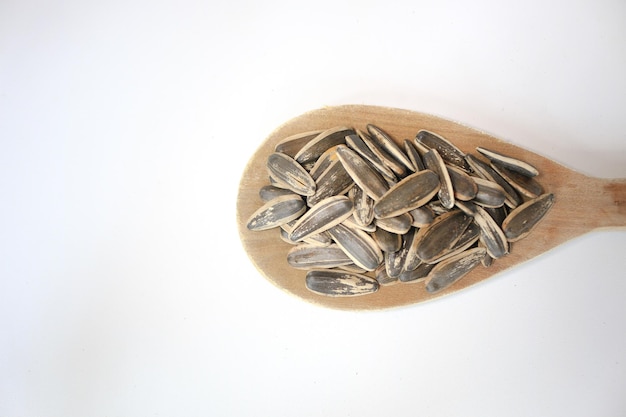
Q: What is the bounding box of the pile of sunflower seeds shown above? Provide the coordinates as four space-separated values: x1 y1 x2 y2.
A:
246 124 555 297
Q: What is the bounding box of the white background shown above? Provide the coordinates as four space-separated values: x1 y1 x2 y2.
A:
1 0 625 416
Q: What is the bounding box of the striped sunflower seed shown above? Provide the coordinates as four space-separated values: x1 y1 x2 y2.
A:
246 194 306 231
465 154 522 208
415 130 471 171
367 124 415 173
375 262 398 286
398 262 435 283
294 126 354 168
346 132 397 181
305 269 379 297
359 128 407 178
404 139 425 171
349 184 375 227
289 195 353 242
308 145 341 180
266 152 316 196
409 206 435 227
423 149 455 209
502 193 555 242
476 147 539 177
472 177 506 208
373 169 440 219
307 159 354 207
413 210 472 263
375 212 413 234
491 163 543 199
287 243 353 269
259 185 299 202
372 227 402 253
425 247 487 293
336 145 390 200
447 165 478 201
274 129 325 157
456 201 509 259
327 223 383 271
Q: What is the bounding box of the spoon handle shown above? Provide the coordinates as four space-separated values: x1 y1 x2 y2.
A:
578 177 626 230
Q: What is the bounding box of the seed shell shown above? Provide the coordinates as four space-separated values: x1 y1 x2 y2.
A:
491 163 543 198
447 165 478 201
266 152 316 196
359 128 407 177
305 270 379 297
274 130 325 157
502 193 555 242
287 243 353 269
472 177 506 208
423 149 455 209
289 195 354 242
456 201 509 259
413 210 472 263
294 126 354 167
350 184 375 227
476 147 539 177
373 169 440 219
465 154 522 208
346 132 397 180
375 212 413 234
259 185 299 202
415 130 471 171
327 223 384 271
367 124 415 172
246 194 306 231
336 145 390 200
307 159 354 207
425 247 487 293
372 227 402 253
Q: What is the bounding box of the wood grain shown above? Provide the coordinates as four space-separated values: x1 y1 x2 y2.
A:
236 105 626 310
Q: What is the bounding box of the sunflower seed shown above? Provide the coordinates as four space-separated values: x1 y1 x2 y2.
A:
402 227 422 271
246 194 306 231
280 220 332 247
502 193 555 242
305 269 379 297
472 177 506 208
372 227 402 253
385 249 405 278
346 132 397 181
274 130 325 157
336 145 390 200
259 185 299 202
375 263 398 286
404 139 425 171
309 145 341 180
266 152 316 196
367 124 414 173
476 147 539 177
425 247 487 293
447 165 478 201
349 184 375 227
423 149 455 209
327 223 383 271
307 159 354 207
456 201 509 259
491 163 543 198
289 195 353 242
425 222 480 264
359 128 407 177
342 214 376 233
409 206 435 227
465 154 522 208
294 126 354 167
413 209 472 263
398 262 435 283
287 243 354 269
373 170 440 219
415 130 471 171
375 212 413 234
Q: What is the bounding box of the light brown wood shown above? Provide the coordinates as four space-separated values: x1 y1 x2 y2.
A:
236 105 626 310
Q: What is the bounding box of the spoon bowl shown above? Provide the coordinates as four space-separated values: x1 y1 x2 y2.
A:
236 105 626 310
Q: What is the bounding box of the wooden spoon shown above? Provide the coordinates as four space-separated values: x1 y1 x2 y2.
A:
236 105 626 310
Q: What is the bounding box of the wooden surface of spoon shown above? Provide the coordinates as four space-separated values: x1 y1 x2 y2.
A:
236 105 626 310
